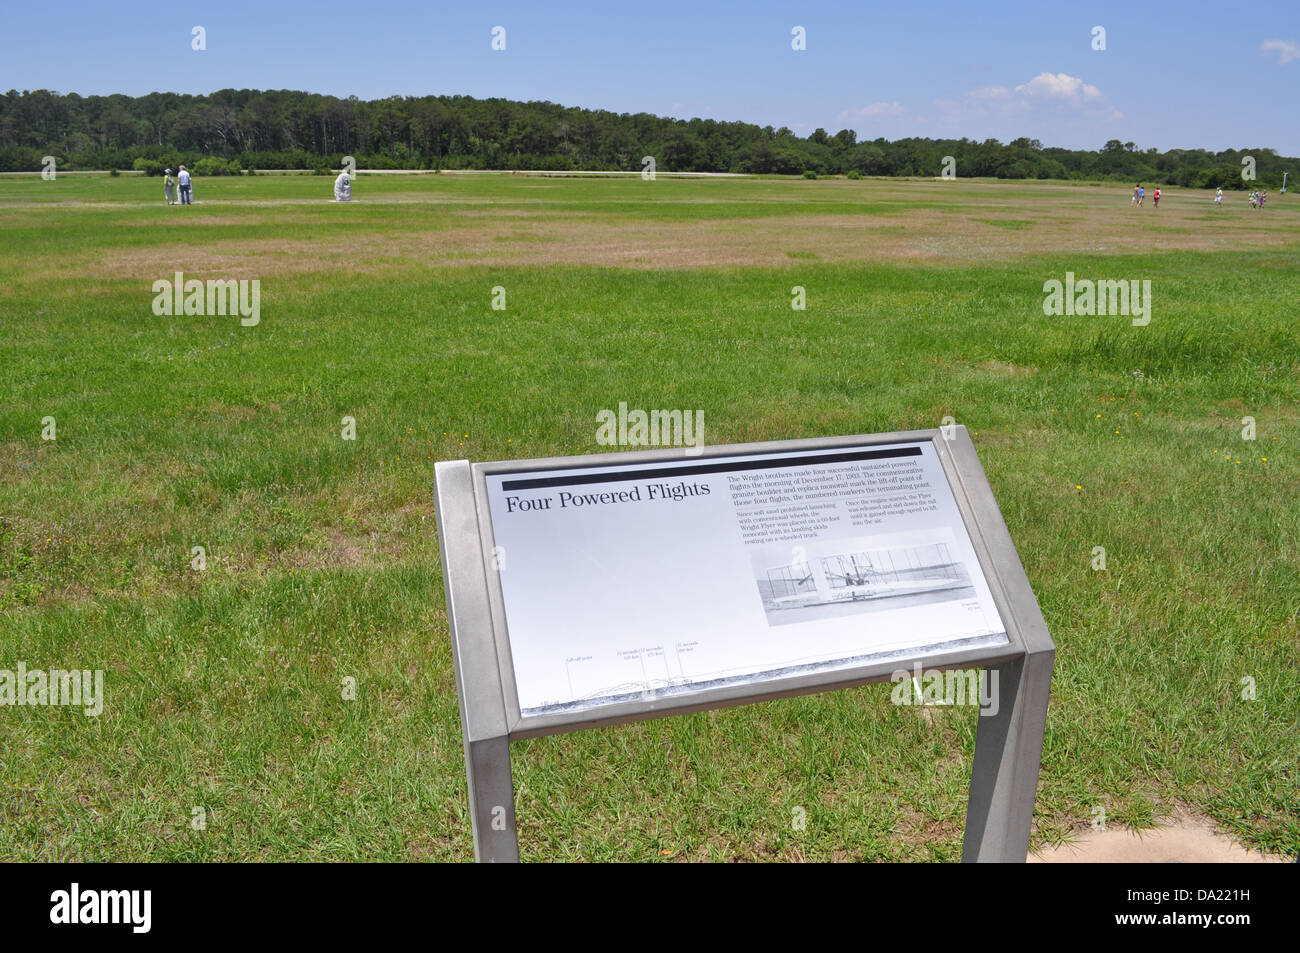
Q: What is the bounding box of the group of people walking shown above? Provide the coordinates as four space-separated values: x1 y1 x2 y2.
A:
1130 184 1161 207
1134 184 1276 210
163 165 193 205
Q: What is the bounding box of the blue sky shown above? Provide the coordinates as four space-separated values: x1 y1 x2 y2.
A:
3 0 1297 153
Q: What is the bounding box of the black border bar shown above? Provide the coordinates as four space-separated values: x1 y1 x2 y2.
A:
500 445 924 491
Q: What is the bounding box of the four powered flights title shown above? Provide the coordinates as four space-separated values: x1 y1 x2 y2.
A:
503 480 710 513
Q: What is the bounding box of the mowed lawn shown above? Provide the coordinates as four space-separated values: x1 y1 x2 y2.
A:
0 172 1296 861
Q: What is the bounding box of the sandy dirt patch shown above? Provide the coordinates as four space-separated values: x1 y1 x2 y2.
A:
1031 810 1288 862
62 202 1298 282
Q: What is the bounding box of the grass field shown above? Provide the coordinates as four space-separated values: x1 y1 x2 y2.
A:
1 171 1296 861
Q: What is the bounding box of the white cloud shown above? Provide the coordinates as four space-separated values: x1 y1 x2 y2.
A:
838 101 904 120
1013 72 1104 103
1260 39 1299 64
938 72 1120 121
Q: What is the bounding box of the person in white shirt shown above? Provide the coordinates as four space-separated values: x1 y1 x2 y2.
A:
177 165 193 205
1214 188 1223 207
334 170 352 201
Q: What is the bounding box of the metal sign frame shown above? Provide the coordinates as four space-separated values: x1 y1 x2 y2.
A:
434 427 1054 862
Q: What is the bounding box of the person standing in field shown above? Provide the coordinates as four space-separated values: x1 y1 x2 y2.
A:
164 168 176 205
177 165 192 205
1250 190 1258 208
1215 188 1223 207
1137 185 1144 206
1260 191 1267 208
1153 187 1161 208
1132 184 1140 206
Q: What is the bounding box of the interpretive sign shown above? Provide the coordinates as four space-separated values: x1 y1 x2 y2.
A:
435 428 1054 862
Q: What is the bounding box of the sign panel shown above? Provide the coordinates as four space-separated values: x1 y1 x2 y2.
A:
437 428 1054 861
483 439 1009 718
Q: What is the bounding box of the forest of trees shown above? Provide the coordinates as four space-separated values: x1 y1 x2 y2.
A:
0 88 1293 189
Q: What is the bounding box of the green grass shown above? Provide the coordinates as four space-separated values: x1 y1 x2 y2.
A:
972 217 1034 229
1 172 1297 861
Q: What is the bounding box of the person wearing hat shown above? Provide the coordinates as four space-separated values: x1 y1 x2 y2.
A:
164 168 176 205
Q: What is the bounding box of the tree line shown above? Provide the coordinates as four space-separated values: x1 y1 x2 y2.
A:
0 88 1292 189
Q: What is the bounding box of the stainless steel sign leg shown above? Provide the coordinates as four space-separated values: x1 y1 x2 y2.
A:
436 460 520 862
962 653 1054 862
465 736 519 863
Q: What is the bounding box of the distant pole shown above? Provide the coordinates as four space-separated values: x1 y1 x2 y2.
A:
1282 171 1288 194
